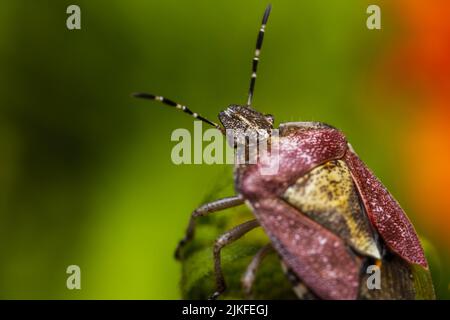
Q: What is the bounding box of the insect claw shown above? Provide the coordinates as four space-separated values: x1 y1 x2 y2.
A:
209 282 226 300
174 239 187 260
208 291 221 300
173 248 181 260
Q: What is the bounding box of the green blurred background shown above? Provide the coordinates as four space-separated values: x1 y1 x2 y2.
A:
0 0 449 299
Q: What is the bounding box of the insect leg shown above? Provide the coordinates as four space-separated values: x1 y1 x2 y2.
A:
241 243 274 299
174 195 244 260
210 219 260 300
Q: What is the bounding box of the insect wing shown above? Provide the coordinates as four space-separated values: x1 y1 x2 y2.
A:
248 197 362 299
345 150 427 268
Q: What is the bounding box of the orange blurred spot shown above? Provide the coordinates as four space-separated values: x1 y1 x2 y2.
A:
402 102 450 247
378 1 450 248
389 0 450 95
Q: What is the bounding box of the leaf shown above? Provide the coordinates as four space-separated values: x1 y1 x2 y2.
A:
178 168 296 299
178 168 436 300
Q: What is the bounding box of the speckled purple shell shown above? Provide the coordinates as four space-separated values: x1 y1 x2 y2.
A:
250 197 361 300
238 128 348 200
236 125 427 299
345 151 427 268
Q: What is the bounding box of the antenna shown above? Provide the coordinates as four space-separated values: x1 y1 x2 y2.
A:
247 4 272 107
132 93 224 132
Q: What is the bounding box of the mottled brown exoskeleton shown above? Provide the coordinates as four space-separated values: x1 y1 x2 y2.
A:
133 5 434 300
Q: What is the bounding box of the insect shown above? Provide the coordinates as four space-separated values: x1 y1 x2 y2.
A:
133 5 433 299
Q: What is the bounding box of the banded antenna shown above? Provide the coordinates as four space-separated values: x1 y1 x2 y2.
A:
132 93 224 133
247 4 272 107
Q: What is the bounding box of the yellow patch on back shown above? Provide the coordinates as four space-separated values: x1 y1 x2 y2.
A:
283 160 381 259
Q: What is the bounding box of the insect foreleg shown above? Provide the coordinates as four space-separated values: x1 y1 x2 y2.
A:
210 219 260 300
174 195 244 260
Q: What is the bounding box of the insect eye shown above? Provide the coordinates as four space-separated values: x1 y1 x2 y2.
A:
265 114 274 124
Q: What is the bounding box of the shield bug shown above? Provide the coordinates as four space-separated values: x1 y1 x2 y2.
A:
133 4 434 299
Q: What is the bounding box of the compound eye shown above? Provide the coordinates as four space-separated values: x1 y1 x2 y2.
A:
265 114 274 125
